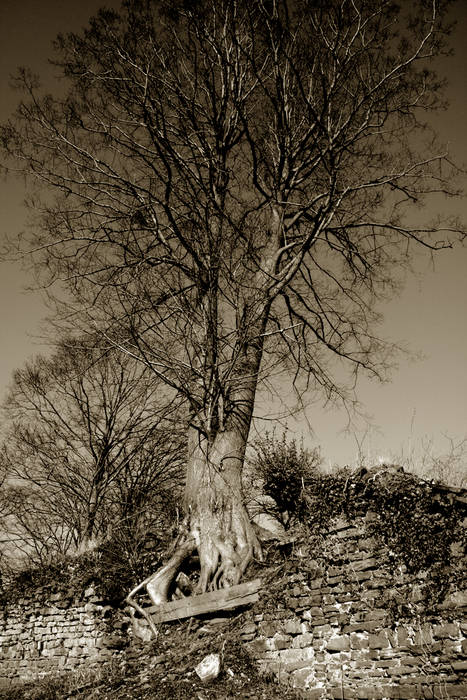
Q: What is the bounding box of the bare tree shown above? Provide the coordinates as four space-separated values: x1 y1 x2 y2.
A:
1 0 464 597
1 339 185 565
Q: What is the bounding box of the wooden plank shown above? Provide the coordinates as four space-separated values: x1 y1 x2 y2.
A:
151 591 260 624
146 578 261 624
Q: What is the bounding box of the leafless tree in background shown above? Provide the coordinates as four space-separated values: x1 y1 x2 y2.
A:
0 340 185 567
1 0 464 596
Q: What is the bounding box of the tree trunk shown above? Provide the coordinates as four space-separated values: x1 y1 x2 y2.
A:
130 423 262 609
184 425 262 593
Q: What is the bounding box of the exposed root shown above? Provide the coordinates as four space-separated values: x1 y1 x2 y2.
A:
145 536 196 606
197 513 262 593
126 506 262 641
126 535 196 639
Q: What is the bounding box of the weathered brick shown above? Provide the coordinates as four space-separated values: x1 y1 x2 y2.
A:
326 636 351 652
283 619 304 635
433 624 460 639
369 633 390 649
270 633 292 650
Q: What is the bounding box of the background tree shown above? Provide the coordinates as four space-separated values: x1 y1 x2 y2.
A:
1 0 464 595
1 339 185 567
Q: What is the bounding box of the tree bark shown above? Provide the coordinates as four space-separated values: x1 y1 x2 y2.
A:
184 425 262 593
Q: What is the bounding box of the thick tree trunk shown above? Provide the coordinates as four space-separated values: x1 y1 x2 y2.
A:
127 423 262 613
184 426 262 593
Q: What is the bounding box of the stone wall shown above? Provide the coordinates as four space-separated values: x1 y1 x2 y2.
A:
0 509 465 699
239 513 467 699
0 583 127 683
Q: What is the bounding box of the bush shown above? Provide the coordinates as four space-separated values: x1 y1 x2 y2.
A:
0 500 181 606
248 431 322 525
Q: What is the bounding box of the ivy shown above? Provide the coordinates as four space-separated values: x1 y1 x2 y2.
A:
251 434 466 611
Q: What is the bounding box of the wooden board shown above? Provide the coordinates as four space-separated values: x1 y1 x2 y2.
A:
147 578 262 624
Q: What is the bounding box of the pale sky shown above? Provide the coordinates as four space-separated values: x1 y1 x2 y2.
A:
0 1 466 474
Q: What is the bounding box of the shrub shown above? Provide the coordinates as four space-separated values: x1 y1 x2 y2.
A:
248 431 322 525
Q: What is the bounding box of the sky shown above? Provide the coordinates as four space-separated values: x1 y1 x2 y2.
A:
0 0 466 475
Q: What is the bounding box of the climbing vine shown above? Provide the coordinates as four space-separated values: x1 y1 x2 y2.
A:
252 434 466 611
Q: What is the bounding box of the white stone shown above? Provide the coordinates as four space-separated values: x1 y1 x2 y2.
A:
195 653 221 682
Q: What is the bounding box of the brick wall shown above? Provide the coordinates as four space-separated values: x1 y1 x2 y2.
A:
240 514 467 699
0 511 465 699
0 583 127 682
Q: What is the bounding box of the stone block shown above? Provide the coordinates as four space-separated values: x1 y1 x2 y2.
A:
351 685 384 698
258 621 276 637
433 624 460 640
387 665 417 676
308 578 324 590
283 619 305 635
307 618 326 629
439 591 467 609
290 665 315 689
451 660 467 671
413 624 433 646
302 607 324 620
299 688 325 699
364 609 388 622
393 685 423 698
432 684 467 699
442 640 462 655
246 638 273 655
326 636 350 652
343 622 380 634
334 527 361 539
292 633 314 649
279 646 314 663
270 633 291 651
396 627 412 646
369 633 390 650
350 633 369 650
330 688 359 699
352 557 379 572
399 656 425 666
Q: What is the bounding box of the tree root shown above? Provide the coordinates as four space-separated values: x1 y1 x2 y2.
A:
126 535 196 639
125 512 262 640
